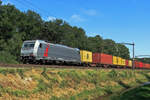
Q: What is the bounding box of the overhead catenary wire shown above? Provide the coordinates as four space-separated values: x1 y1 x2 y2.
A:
23 0 53 17
12 0 38 12
13 0 56 20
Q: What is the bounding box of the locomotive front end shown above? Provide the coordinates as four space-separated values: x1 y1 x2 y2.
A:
20 40 36 63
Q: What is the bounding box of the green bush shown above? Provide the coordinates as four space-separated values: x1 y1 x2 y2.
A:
0 51 18 64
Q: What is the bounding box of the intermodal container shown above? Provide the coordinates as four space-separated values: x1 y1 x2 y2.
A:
92 53 113 65
134 61 140 68
100 53 113 65
128 60 132 67
148 64 150 69
121 59 126 66
126 60 129 66
144 63 148 69
145 63 150 69
142 63 144 68
80 50 92 63
134 61 138 68
113 56 117 65
92 53 100 64
145 63 148 69
139 62 143 68
117 57 122 66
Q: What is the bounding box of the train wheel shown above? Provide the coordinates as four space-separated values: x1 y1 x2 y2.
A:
22 60 27 64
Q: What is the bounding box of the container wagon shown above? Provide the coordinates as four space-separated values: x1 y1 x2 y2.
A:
92 53 113 67
126 60 132 68
80 50 92 64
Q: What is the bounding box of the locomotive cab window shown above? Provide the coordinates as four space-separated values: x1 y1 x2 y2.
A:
29 44 35 48
23 42 35 48
24 44 28 48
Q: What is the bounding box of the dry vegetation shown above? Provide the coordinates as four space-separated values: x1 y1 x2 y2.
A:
0 67 149 100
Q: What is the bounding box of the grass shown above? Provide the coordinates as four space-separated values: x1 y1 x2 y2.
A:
33 79 51 93
16 69 25 79
0 68 26 78
111 84 150 100
59 80 70 88
0 84 30 97
0 68 149 100
108 69 118 78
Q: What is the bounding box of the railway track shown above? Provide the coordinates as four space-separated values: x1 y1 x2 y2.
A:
0 63 92 69
0 63 146 71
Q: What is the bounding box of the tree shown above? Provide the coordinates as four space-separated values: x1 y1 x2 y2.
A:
39 19 65 43
87 35 103 52
102 39 117 55
117 44 130 59
0 0 2 5
0 2 131 63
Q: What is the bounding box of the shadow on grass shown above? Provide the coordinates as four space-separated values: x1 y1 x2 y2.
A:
117 81 131 89
136 79 144 84
143 74 150 81
111 84 150 100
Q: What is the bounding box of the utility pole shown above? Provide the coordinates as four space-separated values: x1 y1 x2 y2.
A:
133 42 135 70
119 42 135 70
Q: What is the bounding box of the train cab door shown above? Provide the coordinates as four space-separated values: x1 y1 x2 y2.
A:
37 43 44 58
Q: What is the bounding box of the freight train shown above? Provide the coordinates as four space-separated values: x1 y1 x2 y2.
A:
20 40 150 69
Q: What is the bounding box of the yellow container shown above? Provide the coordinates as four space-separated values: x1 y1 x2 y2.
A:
117 57 122 66
128 60 132 67
80 50 92 63
113 56 118 65
121 59 126 66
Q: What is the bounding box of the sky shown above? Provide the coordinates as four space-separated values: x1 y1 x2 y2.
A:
2 0 150 57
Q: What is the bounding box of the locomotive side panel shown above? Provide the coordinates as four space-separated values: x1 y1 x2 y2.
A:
47 44 81 63
37 42 81 63
36 43 46 60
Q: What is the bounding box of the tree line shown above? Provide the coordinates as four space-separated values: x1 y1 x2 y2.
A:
0 1 130 63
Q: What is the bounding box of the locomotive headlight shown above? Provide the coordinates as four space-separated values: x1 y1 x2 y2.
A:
30 53 34 56
21 53 24 56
